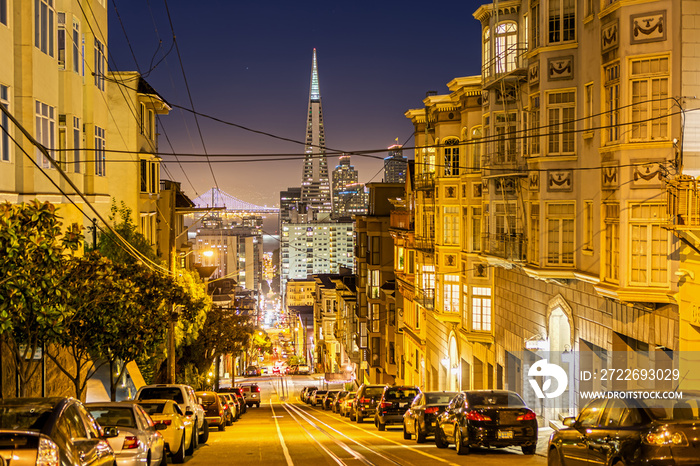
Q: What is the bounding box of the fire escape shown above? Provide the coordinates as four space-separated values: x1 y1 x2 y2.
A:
667 175 700 253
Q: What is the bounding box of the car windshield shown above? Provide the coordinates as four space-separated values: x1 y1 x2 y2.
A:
643 395 700 421
88 407 136 428
363 387 385 397
137 403 165 415
316 391 328 395
426 393 458 405
385 388 419 401
198 394 218 406
0 405 53 431
138 387 184 404
466 392 525 408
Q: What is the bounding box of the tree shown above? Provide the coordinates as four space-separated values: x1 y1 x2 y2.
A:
96 200 157 265
0 201 82 396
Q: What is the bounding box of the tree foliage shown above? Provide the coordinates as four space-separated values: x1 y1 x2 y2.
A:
0 201 82 396
97 201 157 265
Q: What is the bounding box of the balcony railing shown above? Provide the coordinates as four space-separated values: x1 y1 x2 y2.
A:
390 210 413 230
415 172 436 190
414 235 434 252
416 288 434 310
482 44 528 85
668 175 700 228
482 233 527 262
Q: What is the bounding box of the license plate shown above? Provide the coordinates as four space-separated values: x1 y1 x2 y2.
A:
497 430 513 439
365 404 370 408
431 421 435 427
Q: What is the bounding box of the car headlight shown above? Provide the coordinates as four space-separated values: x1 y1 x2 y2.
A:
37 435 60 466
644 430 689 447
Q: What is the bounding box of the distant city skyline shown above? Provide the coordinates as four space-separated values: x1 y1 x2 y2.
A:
107 0 486 207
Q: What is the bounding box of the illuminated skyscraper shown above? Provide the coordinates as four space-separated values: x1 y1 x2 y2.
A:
300 48 332 218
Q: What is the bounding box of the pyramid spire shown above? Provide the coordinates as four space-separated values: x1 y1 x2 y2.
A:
310 48 320 101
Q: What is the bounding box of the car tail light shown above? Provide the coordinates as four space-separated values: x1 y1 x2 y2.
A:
37 435 60 466
644 430 689 446
380 402 392 409
219 408 224 416
253 386 261 393
158 419 172 426
517 410 537 421
122 436 140 450
360 398 370 404
466 411 491 421
425 407 439 414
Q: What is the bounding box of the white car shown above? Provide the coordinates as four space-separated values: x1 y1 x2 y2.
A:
135 384 208 452
135 399 194 463
87 402 166 466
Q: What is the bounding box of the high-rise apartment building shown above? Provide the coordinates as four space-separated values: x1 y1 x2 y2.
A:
332 155 367 218
383 145 408 184
300 48 331 218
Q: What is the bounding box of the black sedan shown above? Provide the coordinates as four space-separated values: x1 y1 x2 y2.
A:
403 391 458 442
548 392 700 466
435 390 538 455
375 386 420 431
0 397 118 465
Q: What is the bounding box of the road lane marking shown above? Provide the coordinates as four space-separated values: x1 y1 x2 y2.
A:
270 399 294 466
281 403 347 465
303 404 460 466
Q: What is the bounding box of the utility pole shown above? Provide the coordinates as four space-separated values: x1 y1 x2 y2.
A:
167 187 177 384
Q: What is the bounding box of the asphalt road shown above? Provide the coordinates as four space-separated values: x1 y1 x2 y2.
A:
185 375 547 465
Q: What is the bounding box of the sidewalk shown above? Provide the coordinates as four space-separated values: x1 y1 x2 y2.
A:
536 426 553 456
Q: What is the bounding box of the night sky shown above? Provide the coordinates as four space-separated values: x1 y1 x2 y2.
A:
108 0 486 207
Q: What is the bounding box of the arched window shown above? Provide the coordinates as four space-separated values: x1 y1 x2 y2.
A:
483 27 491 77
471 127 482 170
443 138 460 176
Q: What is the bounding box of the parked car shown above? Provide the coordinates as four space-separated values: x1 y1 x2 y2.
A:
322 390 341 410
311 390 328 407
340 392 357 417
403 391 458 442
547 391 700 466
135 384 208 449
245 366 261 377
332 391 348 413
435 390 537 455
238 384 261 408
300 386 315 403
218 394 236 425
135 399 193 463
351 384 387 423
195 392 226 432
297 365 311 375
0 397 117 466
219 387 247 415
87 402 166 466
221 393 240 421
289 365 299 375
375 386 421 431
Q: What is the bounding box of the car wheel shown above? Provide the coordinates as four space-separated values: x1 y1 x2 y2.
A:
219 420 226 432
416 421 426 443
256 403 260 408
356 414 363 424
158 448 167 466
199 419 209 444
548 448 562 466
403 422 411 440
522 444 536 455
377 418 385 431
455 427 470 455
435 425 448 449
173 432 186 463
350 412 356 421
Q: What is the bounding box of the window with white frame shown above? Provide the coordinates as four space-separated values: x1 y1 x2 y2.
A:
370 303 380 332
462 285 469 327
57 13 66 69
494 22 518 74
94 126 105 176
604 203 619 282
369 269 380 299
35 0 55 57
548 0 575 43
140 103 145 135
35 100 55 169
443 206 459 245
530 1 540 49
1 85 9 162
72 117 80 173
472 287 492 332
471 126 482 170
529 94 540 155
547 90 575 155
583 201 593 251
359 322 367 348
494 112 517 163
421 265 435 292
630 56 669 141
443 275 460 313
584 83 593 131
94 38 105 91
604 63 620 143
529 202 539 264
72 17 80 73
443 138 460 176
471 206 482 252
483 27 491 78
546 203 575 266
629 203 668 286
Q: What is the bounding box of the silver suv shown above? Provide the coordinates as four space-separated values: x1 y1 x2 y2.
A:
135 384 209 450
238 383 261 408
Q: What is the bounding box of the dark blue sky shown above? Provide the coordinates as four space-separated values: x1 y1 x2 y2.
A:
108 0 486 206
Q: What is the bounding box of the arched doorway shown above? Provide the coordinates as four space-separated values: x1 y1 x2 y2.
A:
448 334 460 391
546 295 575 419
